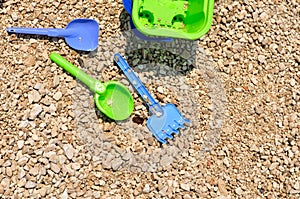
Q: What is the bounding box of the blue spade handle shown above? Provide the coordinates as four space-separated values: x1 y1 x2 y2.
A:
6 27 76 37
114 53 163 116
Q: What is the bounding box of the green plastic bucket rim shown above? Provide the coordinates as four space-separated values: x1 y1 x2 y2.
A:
131 0 214 40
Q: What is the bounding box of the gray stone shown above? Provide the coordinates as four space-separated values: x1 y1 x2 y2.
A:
111 158 123 170
160 156 174 167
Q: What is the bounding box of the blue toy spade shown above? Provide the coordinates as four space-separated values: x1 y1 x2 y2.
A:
7 18 99 51
114 53 190 144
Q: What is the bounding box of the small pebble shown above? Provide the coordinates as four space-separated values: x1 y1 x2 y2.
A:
53 92 63 101
11 12 18 21
29 166 39 176
3 160 11 167
18 156 29 166
235 187 244 195
61 189 68 199
25 181 37 189
290 78 296 87
99 180 106 186
143 184 150 193
18 168 26 179
258 55 266 63
32 90 41 103
53 75 60 88
50 163 61 173
111 158 123 170
17 140 24 149
157 86 164 94
29 104 43 120
250 77 258 85
183 194 192 199
180 183 190 191
160 156 173 167
63 144 75 160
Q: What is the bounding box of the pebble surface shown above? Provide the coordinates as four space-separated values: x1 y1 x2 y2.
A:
0 0 299 198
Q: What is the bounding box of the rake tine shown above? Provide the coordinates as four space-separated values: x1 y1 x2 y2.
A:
169 124 177 131
171 123 179 130
184 118 191 124
165 132 174 139
168 125 180 135
174 120 185 129
115 54 192 144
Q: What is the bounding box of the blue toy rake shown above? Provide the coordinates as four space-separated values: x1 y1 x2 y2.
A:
114 53 190 144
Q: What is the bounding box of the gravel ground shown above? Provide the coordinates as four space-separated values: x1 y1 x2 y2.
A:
0 0 299 198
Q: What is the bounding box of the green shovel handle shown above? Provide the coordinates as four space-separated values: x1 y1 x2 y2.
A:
50 52 105 94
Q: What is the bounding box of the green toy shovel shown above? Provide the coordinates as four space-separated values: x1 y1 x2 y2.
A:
50 52 134 121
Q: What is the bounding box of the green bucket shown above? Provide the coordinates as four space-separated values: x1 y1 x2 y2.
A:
131 0 214 40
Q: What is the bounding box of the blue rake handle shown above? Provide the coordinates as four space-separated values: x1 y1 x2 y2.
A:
114 53 164 117
6 27 76 37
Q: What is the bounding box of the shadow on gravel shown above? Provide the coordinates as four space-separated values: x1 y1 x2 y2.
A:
118 9 197 78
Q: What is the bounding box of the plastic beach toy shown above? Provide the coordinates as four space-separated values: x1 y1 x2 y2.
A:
50 52 134 121
122 0 172 42
122 0 133 15
131 0 214 40
7 19 99 51
114 53 190 144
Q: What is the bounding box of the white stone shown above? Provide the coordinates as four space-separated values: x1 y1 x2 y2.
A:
32 90 41 103
157 86 164 94
53 75 60 88
29 104 43 120
250 77 258 85
180 183 190 191
290 78 296 87
11 12 18 21
235 187 243 195
258 55 266 63
63 144 74 160
25 181 36 189
99 180 106 186
143 184 150 193
50 163 61 173
18 168 26 179
61 189 68 199
294 181 300 190
3 160 11 167
53 91 63 101
18 156 29 166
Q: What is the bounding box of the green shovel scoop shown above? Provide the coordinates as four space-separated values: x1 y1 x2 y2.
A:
50 52 134 121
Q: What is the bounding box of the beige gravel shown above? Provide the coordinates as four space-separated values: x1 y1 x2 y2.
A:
0 0 299 198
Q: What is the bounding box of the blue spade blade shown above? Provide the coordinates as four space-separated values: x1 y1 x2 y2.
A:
6 18 99 51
